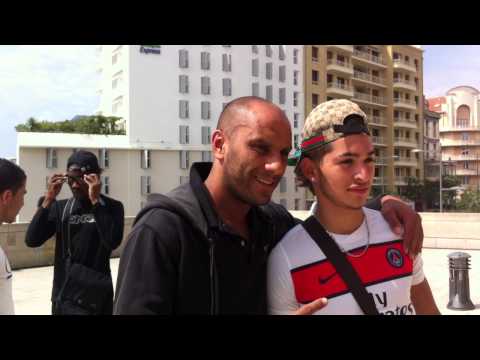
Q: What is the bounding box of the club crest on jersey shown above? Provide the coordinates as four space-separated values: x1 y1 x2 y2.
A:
386 248 403 268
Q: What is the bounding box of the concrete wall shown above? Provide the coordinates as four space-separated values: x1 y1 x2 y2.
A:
4 211 480 270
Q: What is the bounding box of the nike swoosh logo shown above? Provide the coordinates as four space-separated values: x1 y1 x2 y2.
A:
318 272 337 284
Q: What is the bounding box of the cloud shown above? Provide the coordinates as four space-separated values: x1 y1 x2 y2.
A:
0 45 100 157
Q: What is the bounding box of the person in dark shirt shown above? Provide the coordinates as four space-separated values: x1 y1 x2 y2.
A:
114 96 424 315
26 150 124 315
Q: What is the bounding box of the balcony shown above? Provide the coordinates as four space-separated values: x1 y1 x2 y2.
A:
376 156 390 165
394 137 419 148
326 59 354 75
394 117 418 129
393 58 417 73
455 169 478 176
352 50 387 67
369 116 387 127
353 92 387 107
372 136 387 146
394 156 419 167
442 154 480 161
393 97 418 111
353 71 386 87
326 82 354 97
327 45 354 53
393 78 417 92
373 177 386 185
441 139 480 147
395 176 408 185
440 126 480 132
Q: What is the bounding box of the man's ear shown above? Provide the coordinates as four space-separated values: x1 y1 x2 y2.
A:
0 190 13 206
211 129 227 160
299 158 317 183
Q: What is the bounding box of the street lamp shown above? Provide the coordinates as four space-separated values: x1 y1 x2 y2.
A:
412 148 443 212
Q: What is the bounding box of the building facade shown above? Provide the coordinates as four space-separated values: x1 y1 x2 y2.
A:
17 45 306 221
304 45 424 199
423 97 441 181
429 86 480 190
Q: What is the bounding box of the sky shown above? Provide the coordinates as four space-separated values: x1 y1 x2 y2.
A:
1 45 480 158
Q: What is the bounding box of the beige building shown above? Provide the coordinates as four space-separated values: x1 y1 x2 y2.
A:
423 97 441 181
429 86 480 190
304 45 424 200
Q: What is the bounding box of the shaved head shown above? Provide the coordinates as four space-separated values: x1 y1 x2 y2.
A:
217 96 289 138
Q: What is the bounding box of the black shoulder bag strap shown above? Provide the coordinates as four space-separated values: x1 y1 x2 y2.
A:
302 216 379 315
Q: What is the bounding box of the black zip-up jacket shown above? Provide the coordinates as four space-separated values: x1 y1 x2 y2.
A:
114 162 383 315
25 195 124 308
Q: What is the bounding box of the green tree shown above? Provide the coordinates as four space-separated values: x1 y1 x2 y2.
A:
456 189 480 212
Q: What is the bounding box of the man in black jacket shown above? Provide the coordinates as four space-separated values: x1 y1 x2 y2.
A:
26 150 124 315
114 96 423 315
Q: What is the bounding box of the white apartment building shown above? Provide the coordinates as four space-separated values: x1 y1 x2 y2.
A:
17 45 305 221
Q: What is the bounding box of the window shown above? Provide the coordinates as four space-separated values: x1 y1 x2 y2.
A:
179 75 189 94
140 150 151 169
141 176 151 195
112 96 123 114
222 53 232 72
266 62 273 80
280 177 287 193
312 70 319 84
180 151 190 169
179 49 189 68
312 46 319 61
223 78 232 96
252 58 259 77
280 199 287 208
179 176 190 185
201 101 211 119
98 149 109 168
294 199 300 210
201 76 210 95
457 105 470 127
279 65 286 82
266 85 273 101
279 88 286 104
294 134 299 148
293 71 299 86
293 48 299 64
266 45 272 57
293 92 299 107
201 52 210 70
101 176 110 195
462 133 469 141
202 151 212 162
201 126 211 145
179 125 190 144
252 45 258 54
112 49 121 65
312 94 319 107
179 100 189 119
293 113 299 128
278 45 286 60
46 148 57 168
252 82 259 96
112 70 123 89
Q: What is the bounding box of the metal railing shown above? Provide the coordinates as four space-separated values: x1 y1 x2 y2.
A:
370 116 386 125
353 92 386 105
372 136 386 145
353 71 386 85
326 82 352 91
327 58 352 69
352 50 386 65
394 137 419 145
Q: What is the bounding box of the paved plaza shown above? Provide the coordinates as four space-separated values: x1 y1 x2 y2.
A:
10 248 480 315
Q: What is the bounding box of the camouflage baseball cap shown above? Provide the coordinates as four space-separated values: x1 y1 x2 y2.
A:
288 99 370 167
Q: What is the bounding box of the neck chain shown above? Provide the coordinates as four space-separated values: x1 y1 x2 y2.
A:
327 213 370 258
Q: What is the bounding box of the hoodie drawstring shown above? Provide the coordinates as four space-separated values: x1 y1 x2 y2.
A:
208 238 218 315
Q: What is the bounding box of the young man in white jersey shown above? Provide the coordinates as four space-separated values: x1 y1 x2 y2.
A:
267 99 440 315
0 158 28 315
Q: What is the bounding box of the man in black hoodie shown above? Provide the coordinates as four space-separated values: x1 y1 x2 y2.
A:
114 96 423 315
26 150 124 315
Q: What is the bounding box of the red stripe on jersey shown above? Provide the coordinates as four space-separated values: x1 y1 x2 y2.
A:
290 240 412 304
